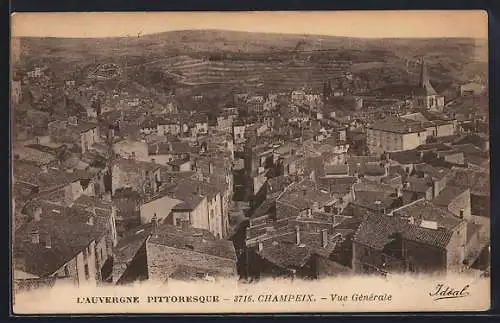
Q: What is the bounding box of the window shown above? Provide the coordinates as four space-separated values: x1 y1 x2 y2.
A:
83 249 88 260
175 218 182 227
100 249 103 262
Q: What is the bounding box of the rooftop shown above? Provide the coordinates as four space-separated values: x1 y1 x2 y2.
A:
393 200 462 231
168 264 234 281
113 224 152 281
148 224 236 261
113 158 160 173
317 176 357 195
367 116 430 134
277 180 334 210
13 147 57 166
13 209 108 277
148 141 191 155
354 213 453 250
448 169 490 196
13 162 87 192
433 186 468 208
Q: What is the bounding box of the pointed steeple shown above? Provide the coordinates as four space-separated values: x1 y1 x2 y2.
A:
419 56 437 96
419 56 427 87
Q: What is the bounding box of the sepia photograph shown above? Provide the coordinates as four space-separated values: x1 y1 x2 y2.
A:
10 11 490 314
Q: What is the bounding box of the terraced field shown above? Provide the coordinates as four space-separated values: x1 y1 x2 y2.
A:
151 55 351 90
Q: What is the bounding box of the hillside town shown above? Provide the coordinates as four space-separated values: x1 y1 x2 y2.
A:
11 34 490 292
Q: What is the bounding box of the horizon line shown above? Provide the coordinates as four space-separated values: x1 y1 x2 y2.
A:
11 11 488 39
12 28 489 40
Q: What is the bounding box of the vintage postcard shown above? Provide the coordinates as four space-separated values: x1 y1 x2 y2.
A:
10 11 490 314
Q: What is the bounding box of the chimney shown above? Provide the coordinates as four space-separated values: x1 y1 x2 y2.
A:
409 216 415 225
258 241 263 252
34 207 42 222
295 225 301 245
31 230 40 244
168 142 173 152
44 234 52 249
396 187 403 198
41 165 48 173
420 151 424 160
151 215 158 235
321 229 328 248
87 216 94 226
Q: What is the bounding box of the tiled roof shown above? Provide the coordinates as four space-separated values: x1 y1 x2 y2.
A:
393 200 462 231
449 169 490 196
148 141 191 155
113 158 160 173
432 186 468 207
405 176 433 193
13 162 85 191
416 143 453 152
278 180 334 210
258 229 348 270
346 155 380 176
354 180 396 194
352 191 394 210
367 116 429 134
13 208 108 277
317 176 357 194
267 175 296 194
148 224 236 260
113 224 152 280
70 121 98 133
325 164 349 176
453 134 489 150
389 150 428 165
168 264 234 281
13 147 57 166
413 164 451 180
353 213 453 250
251 196 277 219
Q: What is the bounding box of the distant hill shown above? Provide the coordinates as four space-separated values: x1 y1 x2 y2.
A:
15 29 487 93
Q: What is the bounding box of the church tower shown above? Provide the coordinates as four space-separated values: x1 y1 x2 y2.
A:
419 56 437 96
413 56 444 111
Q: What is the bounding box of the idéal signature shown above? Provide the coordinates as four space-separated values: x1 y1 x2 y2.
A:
429 284 470 301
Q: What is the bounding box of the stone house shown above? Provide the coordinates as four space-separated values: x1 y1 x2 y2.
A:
13 204 115 290
48 117 100 154
352 200 478 276
146 223 237 282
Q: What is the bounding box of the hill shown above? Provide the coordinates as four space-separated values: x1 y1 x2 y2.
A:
15 30 487 93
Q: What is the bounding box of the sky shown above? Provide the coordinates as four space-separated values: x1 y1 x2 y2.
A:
11 11 487 39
